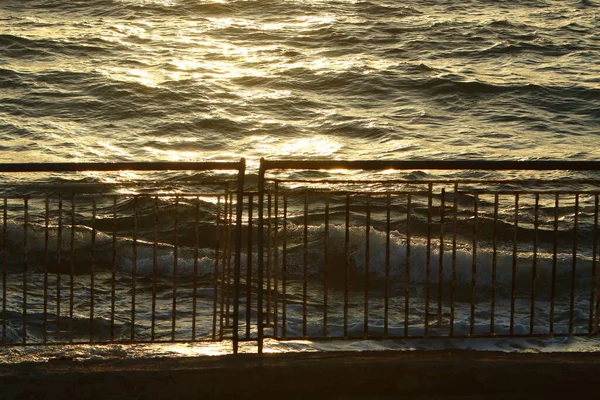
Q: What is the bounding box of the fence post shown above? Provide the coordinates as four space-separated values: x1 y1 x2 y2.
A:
257 158 266 353
233 158 246 354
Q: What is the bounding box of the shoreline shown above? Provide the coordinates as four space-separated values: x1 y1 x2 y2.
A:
2 350 600 399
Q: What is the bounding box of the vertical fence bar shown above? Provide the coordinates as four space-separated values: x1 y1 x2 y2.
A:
470 192 478 336
404 193 411 337
69 194 75 342
510 194 519 336
282 195 288 340
592 194 599 334
266 192 272 327
43 195 49 344
550 193 559 335
232 159 245 353
172 196 179 341
450 184 458 336
384 193 390 338
364 194 370 338
213 195 221 341
491 193 499 335
323 193 330 338
303 194 308 339
1 198 5 345
22 197 28 345
257 160 265 353
192 197 200 341
246 195 253 340
569 194 579 335
344 193 350 339
438 188 445 328
219 193 228 339
225 193 233 329
110 196 116 342
530 194 539 336
131 196 138 341
425 184 432 336
152 196 158 341
273 182 279 338
90 197 96 343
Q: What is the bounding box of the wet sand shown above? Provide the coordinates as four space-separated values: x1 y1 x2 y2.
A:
1 350 599 399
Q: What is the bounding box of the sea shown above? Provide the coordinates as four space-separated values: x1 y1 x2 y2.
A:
1 0 600 362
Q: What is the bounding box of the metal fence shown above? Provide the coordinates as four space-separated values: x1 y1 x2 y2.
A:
2 159 600 355
255 160 600 352
0 161 245 352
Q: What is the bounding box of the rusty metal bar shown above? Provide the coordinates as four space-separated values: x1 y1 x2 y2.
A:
131 196 138 341
56 194 63 337
273 182 279 338
192 197 200 341
550 193 559 335
364 194 371 338
151 197 158 341
491 193 499 335
425 184 432 337
213 195 221 341
219 193 228 339
569 194 579 335
266 192 272 327
593 194 599 334
172 196 179 341
510 194 519 336
22 197 28 345
110 196 116 342
245 195 253 340
257 159 266 353
0 161 245 173
303 194 308 339
344 193 350 339
438 188 445 328
530 194 539 335
225 193 233 329
260 160 600 172
470 192 478 336
282 195 288 340
69 194 75 343
1 198 5 345
405 193 411 337
323 193 330 338
43 195 49 344
232 159 245 353
90 197 96 342
384 193 391 338
450 184 458 336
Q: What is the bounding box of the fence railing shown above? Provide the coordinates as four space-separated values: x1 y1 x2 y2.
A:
0 161 246 352
2 159 600 355
255 160 600 352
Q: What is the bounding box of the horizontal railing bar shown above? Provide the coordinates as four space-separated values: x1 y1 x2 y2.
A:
257 332 597 341
267 179 600 185
262 159 600 172
0 338 228 347
265 189 600 196
0 161 244 173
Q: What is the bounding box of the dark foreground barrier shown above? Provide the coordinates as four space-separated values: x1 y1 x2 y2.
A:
2 351 600 399
1 159 600 355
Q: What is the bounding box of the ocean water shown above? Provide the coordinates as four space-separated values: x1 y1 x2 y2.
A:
1 0 600 361
1 0 599 166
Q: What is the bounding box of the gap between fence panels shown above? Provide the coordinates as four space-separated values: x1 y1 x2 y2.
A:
1 159 600 355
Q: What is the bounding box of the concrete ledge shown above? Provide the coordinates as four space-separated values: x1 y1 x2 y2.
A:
2 351 600 399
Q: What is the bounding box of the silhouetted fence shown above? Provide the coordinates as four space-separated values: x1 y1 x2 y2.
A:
1 159 600 354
